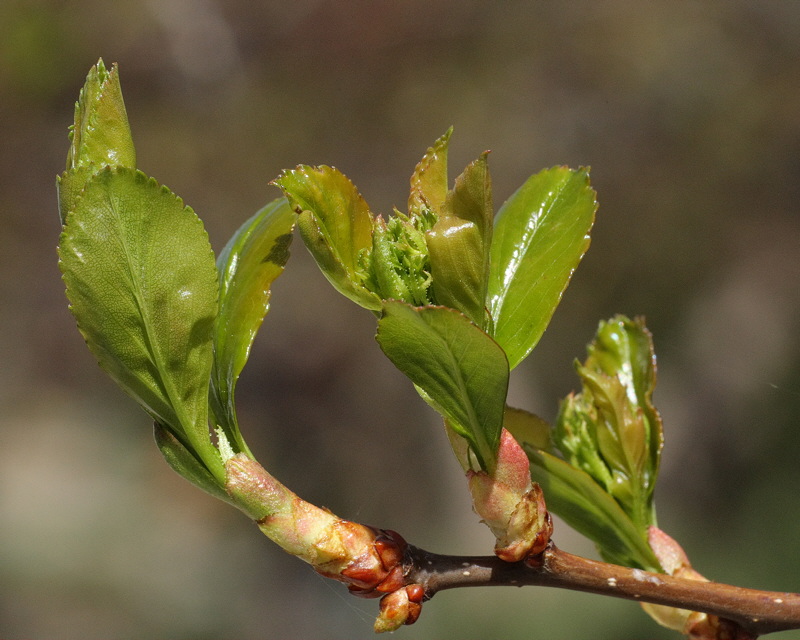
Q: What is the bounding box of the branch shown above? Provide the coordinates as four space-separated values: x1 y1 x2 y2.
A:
404 542 800 638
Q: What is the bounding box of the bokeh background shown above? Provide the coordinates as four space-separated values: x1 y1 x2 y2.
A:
2 1 799 638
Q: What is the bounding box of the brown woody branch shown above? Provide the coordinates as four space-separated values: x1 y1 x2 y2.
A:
403 541 800 638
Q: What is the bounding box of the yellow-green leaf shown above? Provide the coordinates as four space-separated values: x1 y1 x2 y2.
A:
211 197 295 455
275 166 380 310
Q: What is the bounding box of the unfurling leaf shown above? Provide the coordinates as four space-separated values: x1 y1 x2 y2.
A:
521 316 664 571
525 446 660 571
57 59 136 224
376 301 509 472
427 153 493 328
556 315 662 531
59 167 223 482
211 197 295 456
274 165 381 310
408 127 452 217
426 218 484 324
488 167 596 369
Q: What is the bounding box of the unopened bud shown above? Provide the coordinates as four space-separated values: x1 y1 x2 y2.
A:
374 584 425 633
469 429 552 561
641 526 713 635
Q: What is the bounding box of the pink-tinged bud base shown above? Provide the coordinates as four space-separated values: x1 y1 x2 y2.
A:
642 526 720 638
225 454 418 625
468 429 552 562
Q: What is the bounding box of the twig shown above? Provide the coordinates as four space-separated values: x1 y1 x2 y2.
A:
404 542 800 638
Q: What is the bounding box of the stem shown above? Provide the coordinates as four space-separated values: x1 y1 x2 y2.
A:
405 542 800 638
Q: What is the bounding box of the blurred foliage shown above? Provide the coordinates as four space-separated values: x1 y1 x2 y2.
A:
2 1 800 638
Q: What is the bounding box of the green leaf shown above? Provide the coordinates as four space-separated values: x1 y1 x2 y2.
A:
427 153 493 328
585 315 663 486
58 59 136 224
154 422 235 503
376 301 509 471
408 128 452 217
427 218 485 325
274 165 381 310
503 405 553 452
557 316 663 530
488 167 596 369
59 167 223 482
210 197 295 455
525 446 661 571
446 151 493 245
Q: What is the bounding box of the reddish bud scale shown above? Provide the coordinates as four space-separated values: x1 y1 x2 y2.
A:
374 584 426 633
341 528 410 598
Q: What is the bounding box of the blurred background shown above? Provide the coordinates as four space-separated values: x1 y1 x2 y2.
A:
2 1 799 638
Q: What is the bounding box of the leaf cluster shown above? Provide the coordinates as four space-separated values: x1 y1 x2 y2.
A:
57 60 295 500
275 131 597 472
58 60 673 593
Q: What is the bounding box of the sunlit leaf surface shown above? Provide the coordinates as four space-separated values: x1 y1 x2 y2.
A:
376 301 508 471
489 167 596 369
59 167 222 480
211 197 295 454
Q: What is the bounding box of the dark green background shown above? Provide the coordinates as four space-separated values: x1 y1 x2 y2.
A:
2 1 799 638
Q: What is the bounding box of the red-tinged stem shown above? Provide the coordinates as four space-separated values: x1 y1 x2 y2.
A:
404 542 800 638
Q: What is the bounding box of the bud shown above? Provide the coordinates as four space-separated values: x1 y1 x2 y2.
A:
373 584 425 633
364 211 435 305
641 526 716 637
468 429 552 561
225 455 410 593
555 316 663 534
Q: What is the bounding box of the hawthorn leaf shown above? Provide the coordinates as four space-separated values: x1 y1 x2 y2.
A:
489 167 597 369
154 422 235 502
210 197 295 455
58 59 136 223
376 301 509 471
427 153 493 328
525 446 661 572
59 167 223 481
274 165 381 310
503 405 552 452
408 127 452 217
427 218 485 325
557 316 663 531
446 151 493 244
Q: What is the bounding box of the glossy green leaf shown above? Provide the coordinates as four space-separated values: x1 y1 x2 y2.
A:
488 167 596 369
210 197 295 455
426 153 493 328
376 301 509 471
59 167 223 482
58 59 136 223
427 218 484 325
274 165 381 310
408 128 452 217
525 446 661 571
